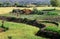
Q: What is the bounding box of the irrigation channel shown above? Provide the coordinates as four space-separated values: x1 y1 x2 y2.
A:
0 16 59 39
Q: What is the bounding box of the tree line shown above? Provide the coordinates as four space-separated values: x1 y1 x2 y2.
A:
50 0 60 7
0 1 27 7
0 0 60 7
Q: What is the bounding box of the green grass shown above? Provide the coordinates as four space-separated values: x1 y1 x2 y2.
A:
45 26 58 32
0 7 60 39
0 13 60 20
47 10 60 15
0 10 60 21
0 20 47 39
45 25 60 34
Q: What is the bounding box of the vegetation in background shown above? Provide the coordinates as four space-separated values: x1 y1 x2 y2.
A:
47 12 58 15
10 8 59 15
50 0 59 7
0 0 60 7
50 0 57 6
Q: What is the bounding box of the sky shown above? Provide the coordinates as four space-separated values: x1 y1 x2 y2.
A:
0 0 50 2
0 0 50 4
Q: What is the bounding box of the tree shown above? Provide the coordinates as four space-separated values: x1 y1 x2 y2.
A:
0 2 3 7
50 0 59 7
13 1 20 7
57 0 60 7
3 1 11 7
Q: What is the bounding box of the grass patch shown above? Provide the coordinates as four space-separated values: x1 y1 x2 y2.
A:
45 25 60 34
0 20 46 39
0 13 60 20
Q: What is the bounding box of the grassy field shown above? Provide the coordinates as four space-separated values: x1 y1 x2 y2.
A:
0 7 60 14
1 13 60 22
0 20 47 39
0 7 60 39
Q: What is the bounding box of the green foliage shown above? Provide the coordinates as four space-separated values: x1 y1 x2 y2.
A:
32 7 38 14
13 2 21 7
0 20 46 39
0 1 27 7
42 8 56 11
32 8 44 15
50 0 57 6
47 12 58 15
37 10 44 15
50 0 59 7
8 36 12 39
2 1 12 7
0 2 3 7
45 26 58 32
45 26 60 34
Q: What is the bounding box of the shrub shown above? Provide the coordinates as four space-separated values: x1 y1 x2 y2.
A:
8 36 12 39
7 17 16 21
37 11 44 15
23 18 28 23
32 8 38 14
32 8 44 15
11 9 23 14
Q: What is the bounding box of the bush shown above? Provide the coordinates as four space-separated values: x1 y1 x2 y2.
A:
37 11 44 15
0 25 9 32
12 9 21 13
32 8 38 14
32 8 44 15
23 18 28 23
7 17 16 21
8 36 12 39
